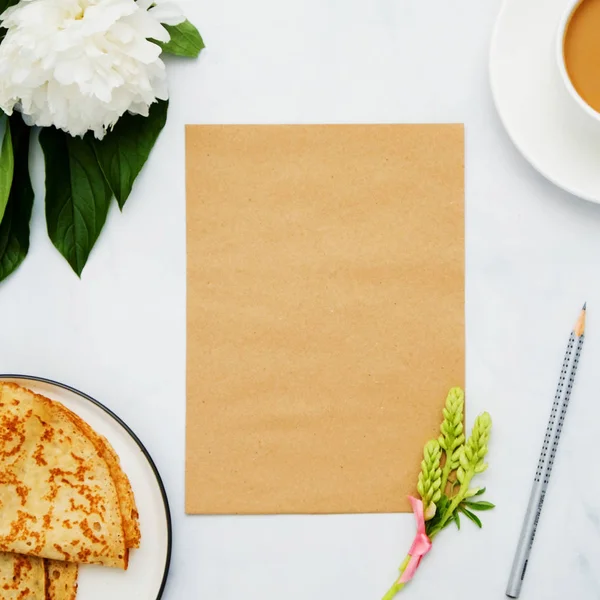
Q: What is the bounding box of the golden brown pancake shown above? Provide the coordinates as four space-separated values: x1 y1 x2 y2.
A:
0 382 139 569
0 554 79 600
61 407 140 549
0 552 45 599
45 559 78 600
0 382 142 598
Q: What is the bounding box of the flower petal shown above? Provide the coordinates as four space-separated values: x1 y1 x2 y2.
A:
148 1 185 26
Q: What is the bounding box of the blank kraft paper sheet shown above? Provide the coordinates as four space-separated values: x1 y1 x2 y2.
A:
186 124 464 515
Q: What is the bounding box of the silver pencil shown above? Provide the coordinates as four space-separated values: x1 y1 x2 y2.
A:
506 304 586 598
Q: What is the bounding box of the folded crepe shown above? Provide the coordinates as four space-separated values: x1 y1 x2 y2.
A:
0 382 141 597
0 555 78 600
45 560 79 600
0 553 44 599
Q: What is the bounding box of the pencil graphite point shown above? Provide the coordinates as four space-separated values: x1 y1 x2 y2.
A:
583 302 587 311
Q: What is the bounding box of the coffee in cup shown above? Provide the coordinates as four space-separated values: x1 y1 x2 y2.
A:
557 0 600 123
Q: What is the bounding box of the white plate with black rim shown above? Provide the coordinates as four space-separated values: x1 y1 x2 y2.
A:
0 375 172 600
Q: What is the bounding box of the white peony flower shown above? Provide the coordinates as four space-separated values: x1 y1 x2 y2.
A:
0 0 185 139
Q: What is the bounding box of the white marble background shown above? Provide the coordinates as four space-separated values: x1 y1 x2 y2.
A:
1 0 600 598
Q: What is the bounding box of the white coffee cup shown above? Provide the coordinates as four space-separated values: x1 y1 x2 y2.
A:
556 0 600 130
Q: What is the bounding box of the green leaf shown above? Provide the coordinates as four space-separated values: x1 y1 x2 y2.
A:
0 112 14 224
464 500 495 511
0 113 33 283
425 494 450 537
459 507 482 528
453 511 461 530
155 20 204 57
0 0 19 14
91 100 168 209
474 487 486 496
40 128 113 276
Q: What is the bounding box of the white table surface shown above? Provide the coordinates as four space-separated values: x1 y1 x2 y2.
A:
2 0 600 598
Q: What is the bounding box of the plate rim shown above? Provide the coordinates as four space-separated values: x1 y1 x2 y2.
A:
488 0 600 204
0 373 173 600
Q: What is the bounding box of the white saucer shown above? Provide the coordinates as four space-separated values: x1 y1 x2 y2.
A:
490 0 600 203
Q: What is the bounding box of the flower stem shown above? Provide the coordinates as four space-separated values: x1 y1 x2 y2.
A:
382 582 405 600
438 479 469 530
382 555 410 600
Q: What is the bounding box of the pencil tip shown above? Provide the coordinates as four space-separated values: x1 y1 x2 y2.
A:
575 304 587 336
583 302 587 311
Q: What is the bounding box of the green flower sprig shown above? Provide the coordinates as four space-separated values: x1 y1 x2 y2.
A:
416 440 442 520
438 387 465 494
382 388 494 599
427 411 492 538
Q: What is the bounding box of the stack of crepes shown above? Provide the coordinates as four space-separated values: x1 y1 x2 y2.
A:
0 382 140 599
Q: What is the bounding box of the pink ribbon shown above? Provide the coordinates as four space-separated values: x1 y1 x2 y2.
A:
398 496 432 584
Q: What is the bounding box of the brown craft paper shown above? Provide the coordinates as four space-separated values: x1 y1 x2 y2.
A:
186 124 464 515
